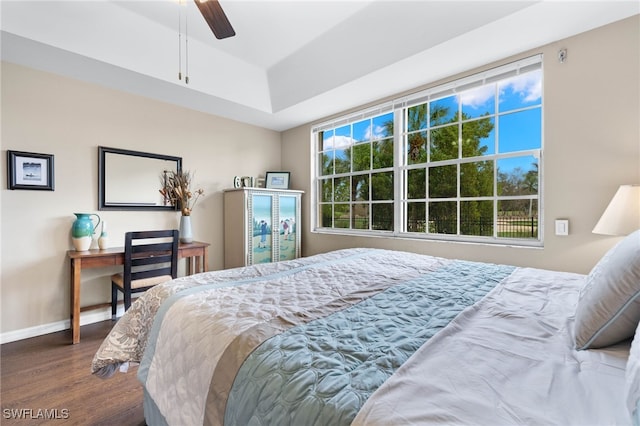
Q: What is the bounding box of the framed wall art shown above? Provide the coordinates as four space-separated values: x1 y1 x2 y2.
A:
7 150 55 191
265 171 290 190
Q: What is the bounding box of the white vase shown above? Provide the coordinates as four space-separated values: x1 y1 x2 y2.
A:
98 221 109 249
179 215 193 243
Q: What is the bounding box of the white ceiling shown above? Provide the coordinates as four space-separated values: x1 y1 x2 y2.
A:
1 1 638 131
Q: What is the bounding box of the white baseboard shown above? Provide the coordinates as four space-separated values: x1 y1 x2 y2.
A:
0 306 125 344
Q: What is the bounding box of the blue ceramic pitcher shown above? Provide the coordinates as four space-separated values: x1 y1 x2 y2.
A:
72 213 101 251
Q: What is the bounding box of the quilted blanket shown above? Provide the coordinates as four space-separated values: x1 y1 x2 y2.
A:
92 248 630 425
92 249 508 424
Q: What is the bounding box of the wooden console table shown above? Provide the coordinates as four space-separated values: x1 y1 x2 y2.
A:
67 241 209 344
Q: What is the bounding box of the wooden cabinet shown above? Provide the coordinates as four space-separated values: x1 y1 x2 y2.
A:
224 188 303 268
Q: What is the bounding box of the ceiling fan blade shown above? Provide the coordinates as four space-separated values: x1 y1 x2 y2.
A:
194 0 236 39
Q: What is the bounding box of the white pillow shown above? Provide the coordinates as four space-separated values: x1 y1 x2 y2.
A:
574 229 640 349
627 321 640 426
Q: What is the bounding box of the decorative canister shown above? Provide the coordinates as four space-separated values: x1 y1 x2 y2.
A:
72 213 101 251
179 215 193 243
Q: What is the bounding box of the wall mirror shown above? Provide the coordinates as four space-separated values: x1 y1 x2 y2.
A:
98 146 182 210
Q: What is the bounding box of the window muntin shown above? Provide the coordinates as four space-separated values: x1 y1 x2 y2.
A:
314 57 542 245
317 112 395 233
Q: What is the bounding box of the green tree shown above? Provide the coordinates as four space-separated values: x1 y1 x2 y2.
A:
524 162 539 217
321 103 498 235
497 162 539 217
406 105 494 235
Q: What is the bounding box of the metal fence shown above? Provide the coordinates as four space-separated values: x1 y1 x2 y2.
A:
330 215 538 238
410 216 538 238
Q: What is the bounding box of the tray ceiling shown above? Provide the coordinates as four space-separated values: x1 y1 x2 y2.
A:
2 1 638 131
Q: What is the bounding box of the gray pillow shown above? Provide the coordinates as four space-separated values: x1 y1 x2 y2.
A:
627 321 640 425
574 229 640 349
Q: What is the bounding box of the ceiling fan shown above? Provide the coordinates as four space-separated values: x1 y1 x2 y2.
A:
194 0 236 39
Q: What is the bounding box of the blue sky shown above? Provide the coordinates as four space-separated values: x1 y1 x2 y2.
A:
323 69 542 175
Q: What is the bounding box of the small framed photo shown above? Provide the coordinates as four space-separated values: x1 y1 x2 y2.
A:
7 150 55 191
265 171 290 190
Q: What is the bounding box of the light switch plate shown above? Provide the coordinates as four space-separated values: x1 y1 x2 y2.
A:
555 219 569 236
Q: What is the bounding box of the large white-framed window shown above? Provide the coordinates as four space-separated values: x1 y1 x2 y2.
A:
312 55 543 246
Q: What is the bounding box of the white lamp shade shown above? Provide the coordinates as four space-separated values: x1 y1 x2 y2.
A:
592 184 640 235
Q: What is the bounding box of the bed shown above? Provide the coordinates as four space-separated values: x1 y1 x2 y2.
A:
92 230 640 426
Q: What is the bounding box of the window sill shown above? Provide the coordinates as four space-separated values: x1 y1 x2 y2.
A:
311 227 544 249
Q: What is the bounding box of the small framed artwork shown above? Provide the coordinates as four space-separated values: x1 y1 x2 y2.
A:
265 171 290 190
7 150 55 191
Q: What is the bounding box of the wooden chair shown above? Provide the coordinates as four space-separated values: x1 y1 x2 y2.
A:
111 230 179 319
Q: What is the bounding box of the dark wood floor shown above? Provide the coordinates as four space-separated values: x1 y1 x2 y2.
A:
1 321 145 425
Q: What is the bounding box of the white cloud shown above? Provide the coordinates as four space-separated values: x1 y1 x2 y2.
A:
324 135 355 150
458 70 542 110
500 71 542 103
365 123 387 140
459 85 494 109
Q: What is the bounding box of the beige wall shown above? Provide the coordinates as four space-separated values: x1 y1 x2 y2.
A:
1 62 281 337
282 16 640 275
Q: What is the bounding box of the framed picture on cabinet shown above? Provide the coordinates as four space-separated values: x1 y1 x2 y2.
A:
7 150 55 191
265 171 290 189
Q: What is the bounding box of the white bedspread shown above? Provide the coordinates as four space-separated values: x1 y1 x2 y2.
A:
353 266 631 425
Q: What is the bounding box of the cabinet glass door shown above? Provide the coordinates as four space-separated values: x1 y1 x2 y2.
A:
252 194 272 263
279 196 297 261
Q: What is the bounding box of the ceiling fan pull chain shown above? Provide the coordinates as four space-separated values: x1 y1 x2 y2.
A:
185 2 189 85
178 0 182 81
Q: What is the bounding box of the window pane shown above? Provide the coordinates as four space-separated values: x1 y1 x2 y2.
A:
334 204 350 229
352 203 369 229
335 124 350 140
407 104 428 132
352 174 369 201
372 203 393 230
352 143 371 172
461 200 493 236
372 112 394 139
371 171 393 200
407 202 426 232
498 70 542 112
460 84 495 119
320 152 333 176
322 129 334 150
430 125 459 162
430 95 457 126
335 148 350 174
498 199 538 219
313 59 542 245
407 168 426 199
353 119 370 143
320 178 332 202
460 161 493 197
334 176 350 202
407 131 427 165
497 156 539 196
321 204 332 227
498 200 538 238
498 109 541 152
373 138 393 169
462 118 495 157
429 165 457 198
428 201 457 234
